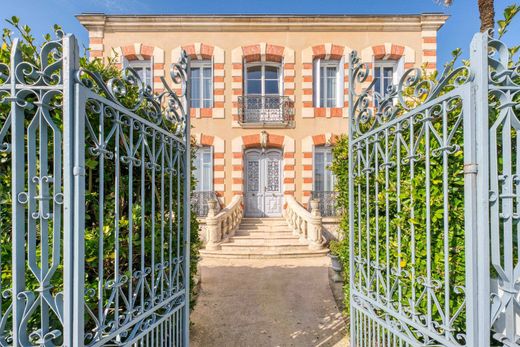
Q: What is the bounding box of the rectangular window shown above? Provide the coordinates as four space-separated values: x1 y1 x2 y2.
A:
313 59 343 108
126 59 152 89
194 146 213 191
245 63 281 96
191 60 213 108
374 63 396 98
314 146 334 192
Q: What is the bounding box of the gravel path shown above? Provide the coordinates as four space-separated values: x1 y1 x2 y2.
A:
190 257 348 347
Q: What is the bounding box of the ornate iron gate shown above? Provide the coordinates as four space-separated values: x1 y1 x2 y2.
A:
348 32 520 346
0 32 191 346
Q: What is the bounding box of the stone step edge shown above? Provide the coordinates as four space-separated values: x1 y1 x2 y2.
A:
199 249 328 259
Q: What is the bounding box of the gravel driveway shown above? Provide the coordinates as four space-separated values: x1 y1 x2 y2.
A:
190 257 348 347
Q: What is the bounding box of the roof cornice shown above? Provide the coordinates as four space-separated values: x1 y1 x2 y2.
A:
76 13 449 33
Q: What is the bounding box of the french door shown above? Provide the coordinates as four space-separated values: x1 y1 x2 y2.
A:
244 149 283 217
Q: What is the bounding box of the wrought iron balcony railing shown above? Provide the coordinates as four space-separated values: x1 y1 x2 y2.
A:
308 191 341 217
238 95 294 125
191 191 221 217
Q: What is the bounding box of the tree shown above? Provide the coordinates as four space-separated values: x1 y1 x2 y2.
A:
441 0 495 32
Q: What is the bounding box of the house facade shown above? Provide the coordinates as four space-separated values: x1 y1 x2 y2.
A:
77 14 447 219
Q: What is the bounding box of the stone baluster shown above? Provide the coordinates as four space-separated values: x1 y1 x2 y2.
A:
307 199 324 250
205 198 221 250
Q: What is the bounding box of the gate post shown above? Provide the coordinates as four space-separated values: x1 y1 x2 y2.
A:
10 38 25 347
62 34 82 346
183 56 192 347
346 51 356 347
469 32 491 346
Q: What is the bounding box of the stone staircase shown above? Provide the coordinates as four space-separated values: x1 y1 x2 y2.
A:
199 217 328 259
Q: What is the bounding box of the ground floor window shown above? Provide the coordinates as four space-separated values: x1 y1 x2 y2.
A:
314 146 334 192
194 146 213 191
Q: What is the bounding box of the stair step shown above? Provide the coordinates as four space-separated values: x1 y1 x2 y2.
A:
220 244 310 253
200 248 328 259
199 217 324 259
237 225 293 231
234 234 298 239
239 219 287 226
226 237 303 246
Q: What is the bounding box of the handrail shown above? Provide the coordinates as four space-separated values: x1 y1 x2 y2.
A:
204 195 244 250
192 191 221 217
283 195 324 250
238 95 294 124
307 191 341 217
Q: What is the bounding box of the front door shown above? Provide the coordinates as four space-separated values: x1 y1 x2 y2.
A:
245 149 283 217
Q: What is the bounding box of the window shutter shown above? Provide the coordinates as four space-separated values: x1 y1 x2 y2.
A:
313 59 320 107
337 58 344 108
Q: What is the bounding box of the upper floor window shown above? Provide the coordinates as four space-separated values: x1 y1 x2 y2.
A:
125 59 152 89
191 60 213 108
313 59 344 108
374 61 396 99
245 63 281 96
314 146 335 192
374 59 404 100
194 146 213 192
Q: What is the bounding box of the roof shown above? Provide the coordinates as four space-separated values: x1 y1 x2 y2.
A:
76 13 449 32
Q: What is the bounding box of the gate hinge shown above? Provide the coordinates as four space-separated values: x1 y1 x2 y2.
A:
464 164 478 175
73 166 86 176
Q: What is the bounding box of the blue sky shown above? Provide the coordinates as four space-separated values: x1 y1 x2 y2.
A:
3 0 519 67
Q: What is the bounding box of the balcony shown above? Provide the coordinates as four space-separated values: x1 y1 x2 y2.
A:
238 95 294 128
192 191 221 217
308 191 342 217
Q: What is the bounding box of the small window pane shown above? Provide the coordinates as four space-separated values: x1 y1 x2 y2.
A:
191 77 201 108
265 80 279 95
247 80 262 94
191 67 201 79
326 66 337 78
383 67 393 78
203 79 212 105
203 67 212 78
247 66 262 80
264 66 279 80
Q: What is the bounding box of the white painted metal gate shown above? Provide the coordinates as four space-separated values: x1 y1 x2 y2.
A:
348 31 520 346
0 32 192 346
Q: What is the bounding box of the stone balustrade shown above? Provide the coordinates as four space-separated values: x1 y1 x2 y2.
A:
283 196 324 250
204 195 244 250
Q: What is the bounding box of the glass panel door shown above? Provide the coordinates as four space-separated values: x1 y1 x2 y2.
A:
245 149 283 217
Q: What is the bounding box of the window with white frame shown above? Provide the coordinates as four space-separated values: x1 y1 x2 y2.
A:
313 59 344 108
245 63 282 96
190 60 213 108
314 146 335 192
194 146 213 192
374 59 404 98
125 59 153 89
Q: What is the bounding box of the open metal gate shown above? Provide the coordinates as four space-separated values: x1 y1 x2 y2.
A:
347 31 520 346
0 32 191 346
